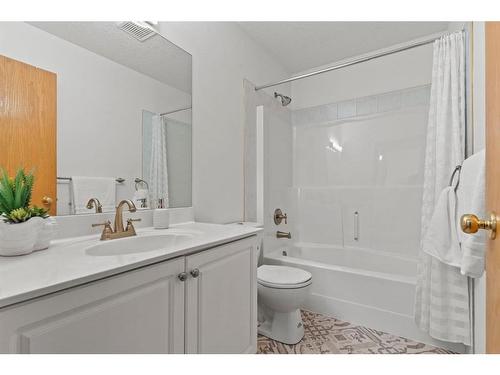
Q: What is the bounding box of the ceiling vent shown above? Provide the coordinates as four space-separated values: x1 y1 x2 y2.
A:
117 21 157 42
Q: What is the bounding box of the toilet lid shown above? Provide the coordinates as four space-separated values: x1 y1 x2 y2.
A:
257 265 312 289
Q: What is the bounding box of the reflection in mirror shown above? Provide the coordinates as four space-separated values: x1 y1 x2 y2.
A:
142 109 192 209
0 22 192 216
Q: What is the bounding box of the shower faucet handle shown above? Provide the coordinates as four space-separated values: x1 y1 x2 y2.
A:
274 208 288 225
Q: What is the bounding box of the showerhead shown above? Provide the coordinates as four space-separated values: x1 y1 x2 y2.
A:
274 92 292 106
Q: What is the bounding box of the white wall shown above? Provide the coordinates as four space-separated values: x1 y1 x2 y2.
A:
291 43 434 109
473 22 486 153
0 22 191 214
471 21 486 354
158 22 290 223
262 96 294 254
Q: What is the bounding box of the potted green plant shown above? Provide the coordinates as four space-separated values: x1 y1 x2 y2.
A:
0 168 56 256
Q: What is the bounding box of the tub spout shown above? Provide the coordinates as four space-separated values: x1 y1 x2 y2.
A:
276 231 291 239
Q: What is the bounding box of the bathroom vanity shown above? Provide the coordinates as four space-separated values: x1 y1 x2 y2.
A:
0 221 261 353
0 22 262 354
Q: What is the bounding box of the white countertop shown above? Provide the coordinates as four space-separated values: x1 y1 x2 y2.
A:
0 222 261 309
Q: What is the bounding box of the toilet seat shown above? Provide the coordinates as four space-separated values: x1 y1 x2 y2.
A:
258 265 312 289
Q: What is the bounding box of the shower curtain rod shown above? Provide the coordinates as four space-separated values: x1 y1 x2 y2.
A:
159 106 192 116
254 32 451 91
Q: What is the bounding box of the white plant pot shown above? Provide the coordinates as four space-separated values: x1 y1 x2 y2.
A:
0 217 45 257
34 217 58 251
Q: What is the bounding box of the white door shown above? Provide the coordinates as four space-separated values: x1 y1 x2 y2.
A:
0 258 185 353
185 237 258 353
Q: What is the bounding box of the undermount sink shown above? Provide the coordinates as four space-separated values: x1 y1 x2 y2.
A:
85 233 194 256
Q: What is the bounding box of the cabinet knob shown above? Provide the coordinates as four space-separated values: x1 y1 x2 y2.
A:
190 268 200 278
178 272 188 281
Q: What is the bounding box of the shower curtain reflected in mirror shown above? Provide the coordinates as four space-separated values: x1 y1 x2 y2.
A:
149 114 169 208
142 110 192 208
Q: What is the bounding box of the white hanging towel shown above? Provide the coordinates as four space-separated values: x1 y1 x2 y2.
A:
71 176 116 214
457 150 486 278
422 186 462 267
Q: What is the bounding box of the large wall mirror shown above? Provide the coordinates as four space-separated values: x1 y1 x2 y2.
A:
0 22 192 216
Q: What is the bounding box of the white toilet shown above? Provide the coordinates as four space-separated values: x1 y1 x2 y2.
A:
228 222 312 345
257 265 312 344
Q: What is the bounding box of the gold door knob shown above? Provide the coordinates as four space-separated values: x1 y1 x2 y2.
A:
41 196 53 209
460 212 498 240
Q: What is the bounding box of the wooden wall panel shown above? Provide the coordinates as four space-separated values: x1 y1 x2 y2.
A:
0 54 57 215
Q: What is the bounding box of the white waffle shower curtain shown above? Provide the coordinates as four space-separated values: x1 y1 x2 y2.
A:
149 114 169 208
414 31 470 345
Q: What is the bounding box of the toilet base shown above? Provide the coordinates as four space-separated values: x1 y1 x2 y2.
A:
258 308 305 345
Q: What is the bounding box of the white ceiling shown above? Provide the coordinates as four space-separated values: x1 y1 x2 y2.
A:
29 22 192 94
237 22 450 74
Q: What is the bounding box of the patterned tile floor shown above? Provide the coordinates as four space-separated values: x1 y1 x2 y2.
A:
257 310 456 354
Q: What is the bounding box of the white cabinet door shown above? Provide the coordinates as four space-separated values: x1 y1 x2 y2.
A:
185 236 258 353
0 258 185 353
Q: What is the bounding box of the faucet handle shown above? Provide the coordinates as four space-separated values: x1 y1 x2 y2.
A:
274 208 288 225
92 220 113 240
92 220 112 228
125 218 140 235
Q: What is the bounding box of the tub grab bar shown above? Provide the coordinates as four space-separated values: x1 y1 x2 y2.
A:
354 211 359 241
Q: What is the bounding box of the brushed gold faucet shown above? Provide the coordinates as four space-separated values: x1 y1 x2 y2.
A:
276 231 291 239
86 198 103 213
114 200 137 232
92 200 141 241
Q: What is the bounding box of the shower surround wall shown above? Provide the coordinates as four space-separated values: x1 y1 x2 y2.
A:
253 41 435 258
292 85 430 258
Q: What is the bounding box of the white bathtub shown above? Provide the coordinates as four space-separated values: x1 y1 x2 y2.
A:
263 244 465 353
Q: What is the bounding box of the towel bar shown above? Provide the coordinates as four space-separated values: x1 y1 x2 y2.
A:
449 165 462 192
57 177 125 183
